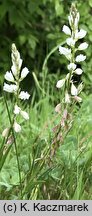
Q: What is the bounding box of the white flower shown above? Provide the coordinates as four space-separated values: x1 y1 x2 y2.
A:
78 42 88 50
56 79 65 88
76 54 86 62
65 92 71 103
11 64 17 76
2 128 9 137
14 105 21 114
21 67 29 80
74 68 83 75
75 29 87 40
66 38 75 47
11 59 22 76
59 46 71 60
67 63 76 70
55 103 61 113
3 83 18 93
74 96 82 103
5 71 14 82
19 91 30 100
13 122 21 133
19 58 23 70
71 83 78 96
59 46 71 55
68 15 73 27
62 25 71 35
74 12 80 28
20 110 29 120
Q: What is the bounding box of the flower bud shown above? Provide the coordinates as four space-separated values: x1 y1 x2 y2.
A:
78 42 88 50
62 25 71 35
56 79 65 88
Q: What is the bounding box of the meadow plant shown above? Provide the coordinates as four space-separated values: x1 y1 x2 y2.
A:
2 44 30 198
3 44 30 135
52 3 88 152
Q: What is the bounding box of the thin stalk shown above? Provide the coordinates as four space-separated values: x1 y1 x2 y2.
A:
4 94 23 198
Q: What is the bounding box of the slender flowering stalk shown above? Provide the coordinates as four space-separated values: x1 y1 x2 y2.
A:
52 3 88 156
56 3 88 103
2 44 30 198
3 43 30 134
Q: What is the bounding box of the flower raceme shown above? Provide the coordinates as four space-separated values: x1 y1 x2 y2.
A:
56 3 88 103
3 44 30 133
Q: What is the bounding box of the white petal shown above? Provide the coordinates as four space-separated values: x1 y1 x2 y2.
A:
2 128 9 137
65 92 71 103
78 42 88 50
66 38 75 47
56 79 65 88
59 46 71 55
12 44 22 71
75 29 87 40
13 122 21 133
20 110 29 120
21 67 29 79
5 71 14 82
68 15 73 27
14 105 21 115
11 64 17 76
59 46 71 60
74 96 82 103
3 83 18 93
19 91 30 100
74 12 80 28
76 54 86 62
67 63 76 70
74 68 83 75
55 103 61 113
62 25 71 35
71 83 78 96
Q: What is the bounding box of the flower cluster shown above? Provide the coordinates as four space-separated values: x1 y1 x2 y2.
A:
3 44 30 133
56 3 88 103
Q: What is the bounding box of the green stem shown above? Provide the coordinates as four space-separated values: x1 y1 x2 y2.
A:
4 94 23 198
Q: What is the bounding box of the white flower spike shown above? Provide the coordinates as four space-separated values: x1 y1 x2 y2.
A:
3 43 30 134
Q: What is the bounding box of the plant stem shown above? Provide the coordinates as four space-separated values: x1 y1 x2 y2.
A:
4 94 23 198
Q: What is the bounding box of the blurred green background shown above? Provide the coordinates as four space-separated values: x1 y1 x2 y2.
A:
0 0 91 95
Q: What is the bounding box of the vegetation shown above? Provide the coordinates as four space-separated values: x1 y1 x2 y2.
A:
0 0 92 200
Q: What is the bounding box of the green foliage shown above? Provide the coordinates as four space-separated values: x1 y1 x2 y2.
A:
0 93 92 199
